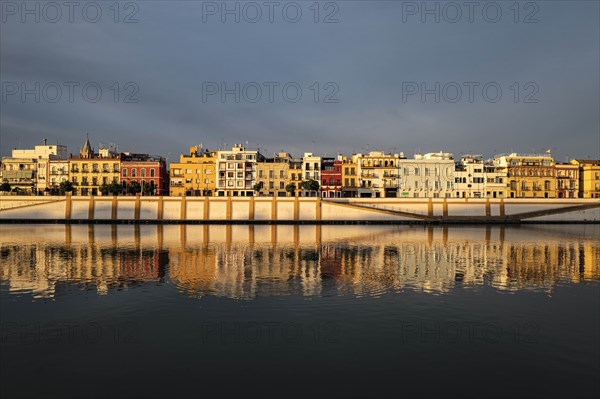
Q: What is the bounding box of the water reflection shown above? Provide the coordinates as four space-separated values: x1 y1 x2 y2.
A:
1 224 598 299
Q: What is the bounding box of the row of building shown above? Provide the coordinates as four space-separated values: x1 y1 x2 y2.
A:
2 137 600 199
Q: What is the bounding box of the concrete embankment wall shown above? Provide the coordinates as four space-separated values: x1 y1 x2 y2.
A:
0 195 599 223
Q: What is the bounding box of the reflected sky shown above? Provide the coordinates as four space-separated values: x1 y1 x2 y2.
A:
1 224 598 299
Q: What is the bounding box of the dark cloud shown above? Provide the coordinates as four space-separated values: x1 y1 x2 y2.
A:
1 1 598 161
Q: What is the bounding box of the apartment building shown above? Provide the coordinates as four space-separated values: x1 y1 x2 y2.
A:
341 156 358 198
570 159 600 198
321 157 343 198
397 152 455 198
216 144 263 197
68 138 120 196
169 147 217 197
256 152 292 197
554 163 579 198
121 153 169 196
301 153 321 196
353 151 402 198
494 153 556 198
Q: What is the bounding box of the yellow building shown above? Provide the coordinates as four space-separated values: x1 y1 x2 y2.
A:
341 157 358 197
494 153 556 199
287 159 303 197
570 159 600 198
169 147 217 196
68 138 120 196
255 152 292 197
353 151 402 198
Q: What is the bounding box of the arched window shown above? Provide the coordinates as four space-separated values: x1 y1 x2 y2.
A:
123 168 127 177
150 169 155 177
132 169 137 177
141 169 146 178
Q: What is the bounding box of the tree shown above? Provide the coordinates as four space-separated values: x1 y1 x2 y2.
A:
0 182 11 193
99 184 110 196
128 181 141 195
59 181 74 193
253 181 264 193
285 183 296 196
108 182 121 195
300 179 320 194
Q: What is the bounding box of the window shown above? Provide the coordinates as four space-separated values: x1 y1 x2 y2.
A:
141 169 146 177
123 169 127 177
279 170 284 178
132 169 137 177
150 169 155 177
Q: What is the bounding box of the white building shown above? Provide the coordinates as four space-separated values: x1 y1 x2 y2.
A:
397 152 455 198
2 140 67 194
352 151 403 198
216 144 263 196
301 153 321 196
454 155 486 198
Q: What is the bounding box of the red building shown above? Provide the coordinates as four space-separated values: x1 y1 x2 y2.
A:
120 153 168 195
321 157 342 198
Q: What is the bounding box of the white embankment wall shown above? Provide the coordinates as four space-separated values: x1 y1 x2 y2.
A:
0 195 599 223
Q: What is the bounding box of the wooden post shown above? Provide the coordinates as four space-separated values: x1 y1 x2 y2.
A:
485 199 491 217
442 198 448 218
249 196 255 221
180 195 187 221
134 193 141 221
500 199 506 217
271 197 277 220
316 197 322 221
111 195 118 220
204 196 209 220
294 197 299 221
65 192 72 221
88 196 95 220
227 197 232 220
157 196 164 221
427 198 433 217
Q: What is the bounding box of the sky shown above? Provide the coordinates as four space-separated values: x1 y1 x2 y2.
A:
1 0 599 163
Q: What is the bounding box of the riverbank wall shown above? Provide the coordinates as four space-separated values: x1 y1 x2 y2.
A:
1 195 599 224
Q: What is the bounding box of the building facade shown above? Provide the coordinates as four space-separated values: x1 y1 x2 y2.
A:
256 152 292 197
571 159 600 198
216 144 263 197
301 153 321 196
397 152 455 198
341 157 358 198
121 153 168 196
554 163 579 198
48 159 70 194
169 147 217 197
69 138 120 196
320 157 342 198
494 153 556 199
353 151 402 198
1 141 67 194
287 159 303 197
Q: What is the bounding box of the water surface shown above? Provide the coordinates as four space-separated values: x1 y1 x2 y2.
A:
1 224 599 398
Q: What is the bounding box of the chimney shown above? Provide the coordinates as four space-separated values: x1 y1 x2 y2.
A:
44 138 47 145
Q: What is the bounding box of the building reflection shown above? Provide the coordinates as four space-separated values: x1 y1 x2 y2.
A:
0 225 598 299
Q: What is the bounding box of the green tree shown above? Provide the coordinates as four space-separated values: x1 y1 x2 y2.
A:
99 184 110 196
59 181 74 193
253 181 264 193
0 182 11 192
108 182 121 195
300 179 320 194
285 183 296 196
128 181 141 195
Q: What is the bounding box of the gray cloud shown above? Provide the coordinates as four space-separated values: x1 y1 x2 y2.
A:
1 1 598 162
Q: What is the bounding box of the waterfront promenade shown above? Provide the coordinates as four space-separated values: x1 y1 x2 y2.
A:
1 195 599 223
